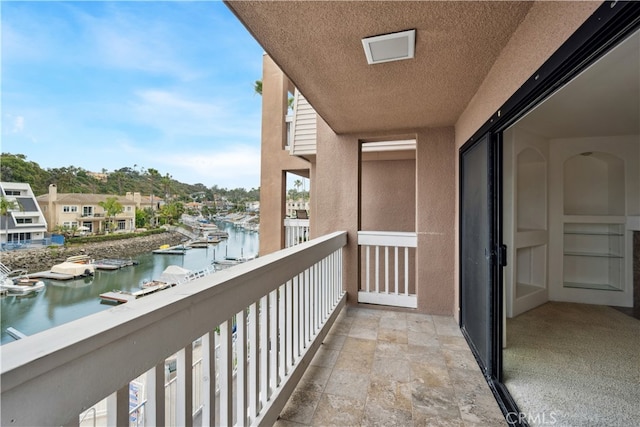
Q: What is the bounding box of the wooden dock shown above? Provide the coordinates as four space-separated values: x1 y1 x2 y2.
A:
99 282 175 304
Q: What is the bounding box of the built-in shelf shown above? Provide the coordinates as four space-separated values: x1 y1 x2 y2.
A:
563 222 624 291
563 282 623 292
564 231 624 236
564 251 623 258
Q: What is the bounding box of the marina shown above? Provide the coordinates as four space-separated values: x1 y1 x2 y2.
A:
0 221 258 345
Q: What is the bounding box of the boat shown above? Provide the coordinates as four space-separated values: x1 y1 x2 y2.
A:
0 270 45 295
99 265 215 304
152 244 189 255
50 255 95 277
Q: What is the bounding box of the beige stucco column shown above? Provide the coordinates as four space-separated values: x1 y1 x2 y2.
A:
259 55 309 256
313 117 360 304
415 127 456 315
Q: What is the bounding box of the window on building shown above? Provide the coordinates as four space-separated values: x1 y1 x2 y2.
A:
117 220 126 230
16 218 34 224
71 206 78 212
63 206 71 212
83 206 93 216
5 190 21 196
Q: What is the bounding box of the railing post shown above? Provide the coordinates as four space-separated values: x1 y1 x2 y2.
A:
176 346 193 427
248 302 258 422
219 321 233 426
106 386 128 426
201 332 215 426
146 363 165 426
236 309 247 427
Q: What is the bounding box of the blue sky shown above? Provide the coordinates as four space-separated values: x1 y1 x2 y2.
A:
2 1 266 189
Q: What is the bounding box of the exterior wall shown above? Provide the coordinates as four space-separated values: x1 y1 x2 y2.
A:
259 55 310 256
416 128 456 314
313 117 360 304
361 159 415 232
313 118 457 314
453 2 600 320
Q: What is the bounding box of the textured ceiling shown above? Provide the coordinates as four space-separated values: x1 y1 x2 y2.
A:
227 1 533 135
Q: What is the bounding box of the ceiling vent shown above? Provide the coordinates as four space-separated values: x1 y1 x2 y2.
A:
361 29 415 65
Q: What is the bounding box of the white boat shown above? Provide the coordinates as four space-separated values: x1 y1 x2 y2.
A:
51 255 95 277
0 272 45 295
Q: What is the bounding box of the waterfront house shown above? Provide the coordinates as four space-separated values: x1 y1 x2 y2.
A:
1 2 638 426
36 184 136 234
0 182 48 249
125 191 165 212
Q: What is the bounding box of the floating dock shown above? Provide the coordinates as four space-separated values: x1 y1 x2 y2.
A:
99 282 175 304
152 245 189 255
94 259 138 270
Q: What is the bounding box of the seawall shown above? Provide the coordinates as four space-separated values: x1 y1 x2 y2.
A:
1 231 186 274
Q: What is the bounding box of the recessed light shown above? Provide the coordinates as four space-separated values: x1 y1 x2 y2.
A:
362 29 415 65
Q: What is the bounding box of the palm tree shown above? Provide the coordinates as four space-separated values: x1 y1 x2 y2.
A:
1 196 22 247
294 179 302 197
98 197 124 233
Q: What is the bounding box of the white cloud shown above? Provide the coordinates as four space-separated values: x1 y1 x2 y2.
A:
130 89 261 141
153 145 261 188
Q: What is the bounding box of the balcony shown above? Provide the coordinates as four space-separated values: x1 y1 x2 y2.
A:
0 231 501 426
284 218 310 248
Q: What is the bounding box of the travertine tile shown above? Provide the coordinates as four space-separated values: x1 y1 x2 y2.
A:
366 378 412 412
296 365 332 393
433 315 463 337
322 332 347 350
362 401 413 427
310 346 339 368
378 327 408 344
311 393 365 426
279 390 321 425
333 348 373 374
342 336 377 354
324 369 370 400
375 340 409 359
410 360 451 389
279 307 504 427
371 356 411 382
411 383 461 419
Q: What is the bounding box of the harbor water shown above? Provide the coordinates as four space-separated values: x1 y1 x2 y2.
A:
0 222 259 345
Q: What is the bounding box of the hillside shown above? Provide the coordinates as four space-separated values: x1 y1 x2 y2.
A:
0 153 259 202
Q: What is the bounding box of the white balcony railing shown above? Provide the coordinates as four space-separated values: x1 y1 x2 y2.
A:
1 231 347 427
358 231 417 309
284 218 310 248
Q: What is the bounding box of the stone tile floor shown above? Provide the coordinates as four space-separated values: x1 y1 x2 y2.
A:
275 306 505 426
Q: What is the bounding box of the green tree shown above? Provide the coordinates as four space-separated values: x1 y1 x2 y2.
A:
53 224 77 240
159 201 184 225
135 208 149 228
98 197 124 233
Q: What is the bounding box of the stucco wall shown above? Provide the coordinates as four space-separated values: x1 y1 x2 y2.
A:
361 159 415 232
259 55 310 256
313 116 360 303
416 128 456 315
452 2 600 320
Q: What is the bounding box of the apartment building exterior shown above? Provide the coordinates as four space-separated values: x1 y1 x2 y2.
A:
2 3 638 426
0 182 48 248
36 184 136 233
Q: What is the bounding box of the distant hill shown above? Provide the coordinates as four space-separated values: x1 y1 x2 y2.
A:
0 153 258 203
